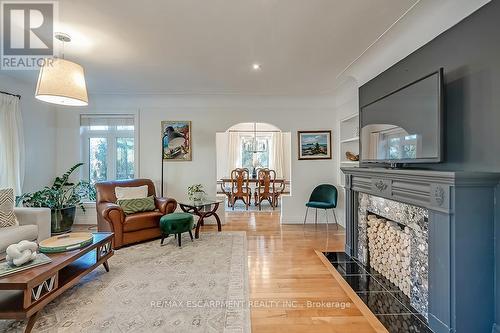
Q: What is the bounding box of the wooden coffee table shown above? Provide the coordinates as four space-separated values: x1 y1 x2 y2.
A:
0 232 113 332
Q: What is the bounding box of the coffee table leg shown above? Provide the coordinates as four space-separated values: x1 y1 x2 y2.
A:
103 261 110 272
25 311 39 333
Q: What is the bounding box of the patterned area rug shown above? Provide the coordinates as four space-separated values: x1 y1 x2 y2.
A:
0 232 250 333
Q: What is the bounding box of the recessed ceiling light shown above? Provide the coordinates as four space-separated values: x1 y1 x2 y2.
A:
252 63 261 71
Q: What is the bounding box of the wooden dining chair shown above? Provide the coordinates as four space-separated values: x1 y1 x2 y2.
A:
230 168 251 210
254 168 277 210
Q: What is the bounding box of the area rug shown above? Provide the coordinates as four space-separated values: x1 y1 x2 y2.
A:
0 232 250 333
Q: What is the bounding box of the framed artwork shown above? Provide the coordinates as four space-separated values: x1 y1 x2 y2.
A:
161 121 192 161
297 130 332 160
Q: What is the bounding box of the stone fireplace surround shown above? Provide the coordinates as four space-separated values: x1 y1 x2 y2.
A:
342 167 500 333
358 193 429 318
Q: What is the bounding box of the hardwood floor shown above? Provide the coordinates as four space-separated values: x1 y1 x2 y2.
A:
200 211 388 333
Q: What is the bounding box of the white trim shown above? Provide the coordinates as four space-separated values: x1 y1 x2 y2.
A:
340 113 359 123
79 112 139 185
340 137 359 144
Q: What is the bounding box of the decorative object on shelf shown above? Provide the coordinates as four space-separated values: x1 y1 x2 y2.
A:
16 163 95 234
35 33 88 106
345 151 359 161
161 121 192 161
187 184 206 201
298 130 332 160
5 240 38 266
39 232 94 253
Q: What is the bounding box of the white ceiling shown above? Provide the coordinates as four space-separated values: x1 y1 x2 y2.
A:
5 0 419 95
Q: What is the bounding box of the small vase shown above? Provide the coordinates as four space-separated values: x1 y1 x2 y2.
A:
193 192 204 201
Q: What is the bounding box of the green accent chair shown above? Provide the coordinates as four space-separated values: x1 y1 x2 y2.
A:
304 184 339 228
159 212 194 247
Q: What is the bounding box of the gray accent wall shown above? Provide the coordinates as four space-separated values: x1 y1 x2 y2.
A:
359 1 500 330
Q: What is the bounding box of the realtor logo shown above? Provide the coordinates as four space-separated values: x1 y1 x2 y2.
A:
1 1 57 70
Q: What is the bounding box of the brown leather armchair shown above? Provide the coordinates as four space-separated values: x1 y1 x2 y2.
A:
95 179 177 249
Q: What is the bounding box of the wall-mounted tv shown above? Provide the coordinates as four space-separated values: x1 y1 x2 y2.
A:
360 68 444 166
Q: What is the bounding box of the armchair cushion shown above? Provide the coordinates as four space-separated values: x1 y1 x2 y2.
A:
115 185 148 200
124 211 163 232
117 196 156 215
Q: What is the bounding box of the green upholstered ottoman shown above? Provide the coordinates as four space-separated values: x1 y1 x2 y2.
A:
159 212 194 247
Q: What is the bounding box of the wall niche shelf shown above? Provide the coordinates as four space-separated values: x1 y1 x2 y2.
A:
338 113 359 187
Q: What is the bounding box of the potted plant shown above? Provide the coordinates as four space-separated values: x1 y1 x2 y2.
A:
187 184 206 201
17 163 95 234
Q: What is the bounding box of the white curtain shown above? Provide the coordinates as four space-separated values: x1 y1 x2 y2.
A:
0 94 24 195
226 132 241 174
369 132 380 159
269 132 284 178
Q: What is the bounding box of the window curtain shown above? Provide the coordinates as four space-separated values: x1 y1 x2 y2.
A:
269 132 284 178
369 132 380 159
226 131 241 173
0 94 24 195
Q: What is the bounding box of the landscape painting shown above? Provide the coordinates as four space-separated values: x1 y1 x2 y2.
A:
298 130 332 160
161 121 192 161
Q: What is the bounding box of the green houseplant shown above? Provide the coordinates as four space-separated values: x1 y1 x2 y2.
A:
187 184 206 201
17 163 95 234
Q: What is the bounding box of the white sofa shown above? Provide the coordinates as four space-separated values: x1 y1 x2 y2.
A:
0 207 51 260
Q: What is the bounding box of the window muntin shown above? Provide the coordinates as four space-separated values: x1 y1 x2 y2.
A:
80 115 136 187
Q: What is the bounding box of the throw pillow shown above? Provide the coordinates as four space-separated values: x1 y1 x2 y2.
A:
0 188 18 228
115 185 148 200
117 196 156 215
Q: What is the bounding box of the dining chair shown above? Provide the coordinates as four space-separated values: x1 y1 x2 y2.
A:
304 184 338 228
230 168 251 210
254 168 277 210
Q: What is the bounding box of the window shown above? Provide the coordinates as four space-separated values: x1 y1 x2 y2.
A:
381 129 418 160
240 136 270 170
81 115 136 186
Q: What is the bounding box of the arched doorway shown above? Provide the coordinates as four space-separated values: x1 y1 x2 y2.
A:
216 122 292 212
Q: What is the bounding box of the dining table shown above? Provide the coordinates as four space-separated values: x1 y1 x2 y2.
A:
217 178 290 206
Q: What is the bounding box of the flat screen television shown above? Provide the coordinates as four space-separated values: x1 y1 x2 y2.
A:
360 68 444 166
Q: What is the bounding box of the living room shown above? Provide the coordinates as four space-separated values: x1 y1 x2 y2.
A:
0 0 499 332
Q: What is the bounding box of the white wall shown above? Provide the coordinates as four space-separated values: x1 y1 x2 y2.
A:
343 0 489 85
332 78 359 227
0 73 57 192
56 94 338 224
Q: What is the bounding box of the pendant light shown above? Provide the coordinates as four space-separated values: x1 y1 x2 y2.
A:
251 122 267 153
35 33 88 106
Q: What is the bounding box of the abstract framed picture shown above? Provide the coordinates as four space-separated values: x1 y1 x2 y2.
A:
161 121 192 161
297 130 332 160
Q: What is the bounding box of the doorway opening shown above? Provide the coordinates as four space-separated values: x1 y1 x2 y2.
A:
216 122 292 212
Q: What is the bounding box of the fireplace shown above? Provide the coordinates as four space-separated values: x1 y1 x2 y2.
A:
341 167 500 333
358 193 428 318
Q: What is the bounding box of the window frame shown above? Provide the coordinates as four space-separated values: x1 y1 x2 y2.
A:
240 134 271 170
80 113 139 186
